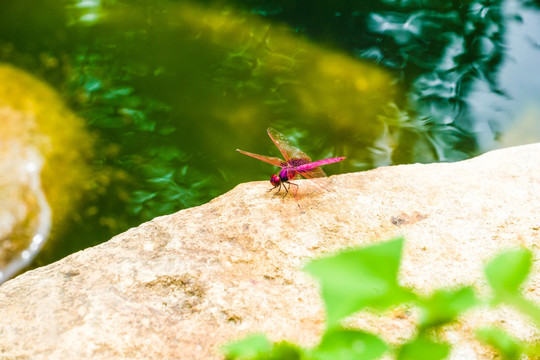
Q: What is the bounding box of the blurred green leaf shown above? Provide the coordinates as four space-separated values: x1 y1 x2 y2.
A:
180 164 189 177
304 237 416 326
158 125 176 135
420 287 478 328
506 295 540 329
485 249 531 300
224 337 302 360
268 341 303 360
87 109 124 128
84 77 102 92
311 328 387 360
146 171 175 184
102 87 134 99
119 107 155 131
524 341 540 359
223 334 272 360
398 335 450 360
130 190 157 204
485 248 540 325
477 327 522 360
127 203 143 216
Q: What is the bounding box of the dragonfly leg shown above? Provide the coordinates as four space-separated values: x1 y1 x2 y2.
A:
269 183 282 196
281 182 290 198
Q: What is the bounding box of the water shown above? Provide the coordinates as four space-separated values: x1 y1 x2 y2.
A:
0 0 539 277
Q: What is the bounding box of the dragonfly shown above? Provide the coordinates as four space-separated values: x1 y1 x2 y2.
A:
237 127 346 199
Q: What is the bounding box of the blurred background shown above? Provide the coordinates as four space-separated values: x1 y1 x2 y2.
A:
0 0 539 281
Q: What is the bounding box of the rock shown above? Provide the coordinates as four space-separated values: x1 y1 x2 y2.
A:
0 143 539 359
0 64 94 282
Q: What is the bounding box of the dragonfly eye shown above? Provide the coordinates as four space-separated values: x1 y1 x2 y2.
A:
270 174 280 186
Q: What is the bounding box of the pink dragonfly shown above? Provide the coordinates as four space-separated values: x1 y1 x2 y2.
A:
237 127 346 198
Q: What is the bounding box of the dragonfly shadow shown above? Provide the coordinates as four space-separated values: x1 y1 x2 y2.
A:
267 179 333 202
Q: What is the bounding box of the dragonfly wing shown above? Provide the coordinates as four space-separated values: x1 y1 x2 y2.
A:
296 156 346 183
236 149 286 167
296 157 347 172
298 166 327 179
267 127 312 163
296 166 329 192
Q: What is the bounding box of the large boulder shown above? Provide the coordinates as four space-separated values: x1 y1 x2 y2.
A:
0 143 538 359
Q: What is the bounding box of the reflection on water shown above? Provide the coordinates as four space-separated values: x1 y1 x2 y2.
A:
243 0 540 157
469 0 540 148
0 0 539 278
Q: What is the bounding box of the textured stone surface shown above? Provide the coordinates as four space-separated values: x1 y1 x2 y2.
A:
0 143 539 359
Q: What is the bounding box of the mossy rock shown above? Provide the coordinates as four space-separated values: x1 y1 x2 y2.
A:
0 64 94 277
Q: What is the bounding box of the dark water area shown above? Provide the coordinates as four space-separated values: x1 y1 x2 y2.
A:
243 0 540 153
0 0 539 271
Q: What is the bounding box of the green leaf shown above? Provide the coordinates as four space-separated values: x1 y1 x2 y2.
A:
524 341 540 359
268 341 303 360
477 327 522 360
485 249 532 300
159 125 177 135
102 87 133 99
84 77 102 92
130 190 157 204
223 334 272 360
304 237 415 326
311 328 388 360
398 335 450 360
484 249 540 326
507 296 540 328
146 172 175 184
420 287 478 328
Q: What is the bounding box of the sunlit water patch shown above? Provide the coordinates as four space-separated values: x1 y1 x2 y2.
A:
467 0 540 148
0 145 51 283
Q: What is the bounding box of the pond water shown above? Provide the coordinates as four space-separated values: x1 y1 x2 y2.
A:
0 0 539 277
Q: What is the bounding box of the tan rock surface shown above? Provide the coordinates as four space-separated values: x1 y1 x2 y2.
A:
0 143 539 359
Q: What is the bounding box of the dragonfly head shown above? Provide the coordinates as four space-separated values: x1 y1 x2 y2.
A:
270 174 281 187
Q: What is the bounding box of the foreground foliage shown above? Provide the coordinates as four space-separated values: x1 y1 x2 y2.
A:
223 237 539 360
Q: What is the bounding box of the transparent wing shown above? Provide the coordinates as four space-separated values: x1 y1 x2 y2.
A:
236 149 286 167
295 166 328 191
267 127 312 164
295 157 346 175
296 157 347 187
298 166 327 179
